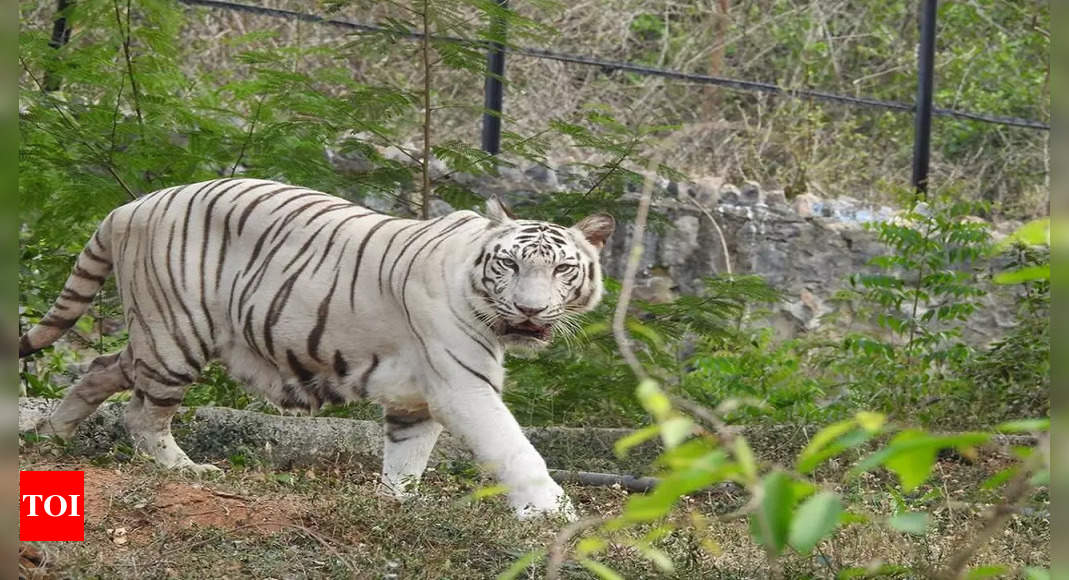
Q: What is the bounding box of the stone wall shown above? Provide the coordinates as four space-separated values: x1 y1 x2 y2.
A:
340 155 1023 344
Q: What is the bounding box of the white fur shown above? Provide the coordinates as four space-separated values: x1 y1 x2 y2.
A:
21 179 614 519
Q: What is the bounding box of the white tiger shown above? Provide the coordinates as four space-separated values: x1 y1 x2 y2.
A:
19 178 615 519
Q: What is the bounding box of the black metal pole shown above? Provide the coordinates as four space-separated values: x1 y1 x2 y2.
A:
43 0 73 92
480 0 508 155
912 0 937 199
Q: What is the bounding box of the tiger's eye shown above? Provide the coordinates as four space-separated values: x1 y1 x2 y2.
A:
500 258 518 270
554 264 576 275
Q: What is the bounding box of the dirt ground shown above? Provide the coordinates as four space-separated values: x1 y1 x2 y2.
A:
18 439 1049 580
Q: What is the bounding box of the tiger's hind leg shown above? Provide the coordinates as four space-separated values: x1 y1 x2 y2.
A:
34 350 133 440
124 370 220 476
381 407 443 497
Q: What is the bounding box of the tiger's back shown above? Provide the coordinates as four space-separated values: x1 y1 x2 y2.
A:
102 179 486 413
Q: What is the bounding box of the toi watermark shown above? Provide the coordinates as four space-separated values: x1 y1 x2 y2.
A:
20 471 85 541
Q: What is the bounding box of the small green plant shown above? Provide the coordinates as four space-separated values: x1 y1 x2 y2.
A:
809 197 995 423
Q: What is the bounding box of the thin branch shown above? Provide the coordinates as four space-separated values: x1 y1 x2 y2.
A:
685 192 733 275
107 71 126 163
419 0 432 220
906 210 936 360
671 395 740 446
612 155 661 381
113 0 145 142
230 98 263 177
560 137 638 216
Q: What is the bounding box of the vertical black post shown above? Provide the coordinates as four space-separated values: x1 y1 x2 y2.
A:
480 0 508 155
912 0 937 199
43 0 73 92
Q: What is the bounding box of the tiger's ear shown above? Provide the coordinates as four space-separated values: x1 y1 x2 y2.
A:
573 214 615 251
485 195 516 222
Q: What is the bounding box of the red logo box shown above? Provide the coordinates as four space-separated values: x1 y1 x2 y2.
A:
20 471 85 541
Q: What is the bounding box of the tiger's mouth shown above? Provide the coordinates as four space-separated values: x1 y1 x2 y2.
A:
501 320 552 342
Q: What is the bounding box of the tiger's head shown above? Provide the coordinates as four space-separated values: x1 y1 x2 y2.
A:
470 198 615 351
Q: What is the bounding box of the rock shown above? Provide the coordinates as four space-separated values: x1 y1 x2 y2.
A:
740 181 761 205
427 198 455 218
689 176 722 207
659 215 700 266
633 272 677 304
719 184 740 205
765 190 787 207
792 193 820 218
523 165 558 190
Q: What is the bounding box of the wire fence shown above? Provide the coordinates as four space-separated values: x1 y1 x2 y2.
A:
177 0 1050 132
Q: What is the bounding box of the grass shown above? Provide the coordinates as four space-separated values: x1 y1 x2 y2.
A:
19 432 1049 579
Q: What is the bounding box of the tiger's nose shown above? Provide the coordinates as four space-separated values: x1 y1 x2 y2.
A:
514 303 547 317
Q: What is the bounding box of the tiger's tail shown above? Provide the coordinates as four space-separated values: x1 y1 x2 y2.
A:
19 216 115 358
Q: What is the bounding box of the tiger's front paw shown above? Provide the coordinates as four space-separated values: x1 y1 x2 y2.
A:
511 481 578 522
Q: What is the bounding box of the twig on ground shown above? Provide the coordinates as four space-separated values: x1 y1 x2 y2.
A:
548 469 658 493
291 524 358 574
545 516 607 580
209 490 252 501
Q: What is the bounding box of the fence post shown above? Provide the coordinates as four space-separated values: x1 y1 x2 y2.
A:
43 0 73 92
480 0 508 155
912 0 937 199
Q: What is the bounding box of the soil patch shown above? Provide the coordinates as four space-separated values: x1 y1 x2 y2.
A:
151 481 301 533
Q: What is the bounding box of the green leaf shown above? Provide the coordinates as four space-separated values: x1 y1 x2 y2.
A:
624 453 726 522
496 549 546 580
636 379 671 421
839 511 869 526
797 427 874 474
965 565 1009 579
660 416 694 449
614 424 661 458
882 432 939 492
576 537 607 556
627 319 667 351
1023 568 1050 580
888 511 929 535
634 543 675 573
749 470 796 556
788 492 843 554
994 264 1049 285
851 431 990 492
994 218 1049 251
796 418 856 472
995 418 1050 433
734 437 758 482
469 485 509 499
855 411 886 433
980 467 1018 490
579 558 625 580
